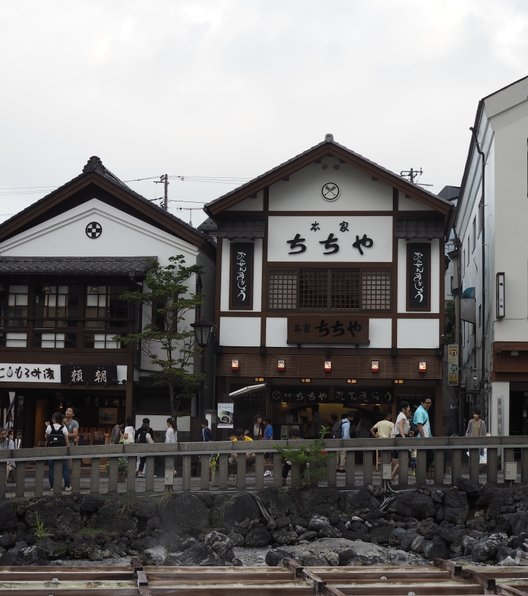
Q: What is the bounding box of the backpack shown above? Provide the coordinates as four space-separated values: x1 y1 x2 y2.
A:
48 424 66 447
334 420 344 439
135 427 149 444
111 424 122 444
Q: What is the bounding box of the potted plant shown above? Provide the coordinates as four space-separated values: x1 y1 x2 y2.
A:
106 457 128 480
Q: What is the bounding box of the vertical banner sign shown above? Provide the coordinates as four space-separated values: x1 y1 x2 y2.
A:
447 344 459 386
407 243 431 311
230 243 253 310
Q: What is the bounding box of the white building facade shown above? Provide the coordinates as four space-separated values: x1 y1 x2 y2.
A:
452 75 528 436
206 135 451 437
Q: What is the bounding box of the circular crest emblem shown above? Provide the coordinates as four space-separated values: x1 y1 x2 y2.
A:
85 221 102 239
321 182 340 201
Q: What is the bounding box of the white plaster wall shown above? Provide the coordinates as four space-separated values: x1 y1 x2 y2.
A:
219 316 261 346
268 216 393 263
398 195 435 211
228 191 264 211
0 199 199 264
492 103 528 332
397 319 439 349
268 160 393 212
397 239 441 313
265 317 392 348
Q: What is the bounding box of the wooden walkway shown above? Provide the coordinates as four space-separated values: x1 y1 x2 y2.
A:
1 559 528 594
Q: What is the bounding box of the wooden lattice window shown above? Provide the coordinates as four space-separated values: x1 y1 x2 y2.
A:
268 269 297 309
361 270 391 310
268 268 391 311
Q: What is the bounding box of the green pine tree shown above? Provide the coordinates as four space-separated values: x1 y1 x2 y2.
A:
117 255 204 416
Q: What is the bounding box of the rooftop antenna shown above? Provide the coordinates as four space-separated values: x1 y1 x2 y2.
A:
400 168 423 183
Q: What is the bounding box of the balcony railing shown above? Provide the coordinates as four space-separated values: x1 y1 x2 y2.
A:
0 436 525 500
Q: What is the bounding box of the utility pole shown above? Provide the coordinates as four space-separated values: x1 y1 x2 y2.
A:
154 174 169 210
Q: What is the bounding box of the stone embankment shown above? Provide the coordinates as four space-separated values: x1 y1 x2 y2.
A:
1 479 528 567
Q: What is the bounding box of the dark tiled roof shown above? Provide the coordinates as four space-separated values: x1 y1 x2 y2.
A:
395 219 445 239
197 217 218 233
0 256 157 276
438 185 460 201
216 219 266 239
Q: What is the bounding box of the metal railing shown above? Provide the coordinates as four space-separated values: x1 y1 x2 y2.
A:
0 435 525 500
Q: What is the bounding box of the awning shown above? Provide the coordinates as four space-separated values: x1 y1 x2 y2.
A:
0 256 157 277
229 383 266 398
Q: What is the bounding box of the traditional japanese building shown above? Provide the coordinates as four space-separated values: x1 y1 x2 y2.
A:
204 135 451 437
0 157 215 446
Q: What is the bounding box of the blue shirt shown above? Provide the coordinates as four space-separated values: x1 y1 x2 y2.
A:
413 405 432 437
263 423 273 440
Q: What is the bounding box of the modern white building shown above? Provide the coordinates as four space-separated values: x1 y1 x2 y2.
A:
451 75 528 436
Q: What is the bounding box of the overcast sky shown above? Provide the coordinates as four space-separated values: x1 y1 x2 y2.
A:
1 0 526 228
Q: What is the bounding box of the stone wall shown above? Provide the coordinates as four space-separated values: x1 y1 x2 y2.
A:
1 479 528 566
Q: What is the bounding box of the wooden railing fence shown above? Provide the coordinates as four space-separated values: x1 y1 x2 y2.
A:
0 436 526 499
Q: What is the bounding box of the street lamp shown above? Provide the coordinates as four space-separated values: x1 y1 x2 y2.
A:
191 320 214 416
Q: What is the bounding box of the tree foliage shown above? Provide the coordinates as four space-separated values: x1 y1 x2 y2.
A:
118 255 204 416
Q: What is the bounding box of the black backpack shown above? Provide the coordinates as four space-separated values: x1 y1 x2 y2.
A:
48 424 66 447
135 426 149 444
335 420 345 439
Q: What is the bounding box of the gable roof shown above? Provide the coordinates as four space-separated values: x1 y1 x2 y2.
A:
204 134 452 222
0 156 215 260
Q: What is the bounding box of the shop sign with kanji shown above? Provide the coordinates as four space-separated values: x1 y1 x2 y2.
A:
61 364 118 386
287 314 369 345
267 216 392 263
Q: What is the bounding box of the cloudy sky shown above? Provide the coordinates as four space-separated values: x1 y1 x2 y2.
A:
1 0 526 228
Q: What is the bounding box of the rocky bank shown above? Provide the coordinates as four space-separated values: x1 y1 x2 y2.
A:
2 479 528 567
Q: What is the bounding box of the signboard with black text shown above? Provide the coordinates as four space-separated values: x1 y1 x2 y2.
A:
230 243 253 309
287 314 369 345
407 243 430 311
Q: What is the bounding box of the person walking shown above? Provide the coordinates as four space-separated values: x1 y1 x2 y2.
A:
390 401 411 482
337 412 354 472
122 416 135 444
252 415 264 440
165 417 177 443
0 428 15 481
200 418 212 441
370 411 394 438
466 408 487 458
64 407 79 446
465 409 486 437
412 398 434 477
135 418 154 477
46 411 70 490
